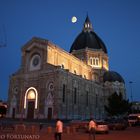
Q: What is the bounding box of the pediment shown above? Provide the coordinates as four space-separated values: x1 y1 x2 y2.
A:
22 37 49 53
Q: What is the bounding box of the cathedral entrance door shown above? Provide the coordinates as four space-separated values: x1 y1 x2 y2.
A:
27 101 35 119
47 107 52 120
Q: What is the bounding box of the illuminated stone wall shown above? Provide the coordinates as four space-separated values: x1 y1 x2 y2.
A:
47 42 93 80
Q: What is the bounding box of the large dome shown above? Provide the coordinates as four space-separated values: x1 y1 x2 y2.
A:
103 71 125 83
70 16 107 53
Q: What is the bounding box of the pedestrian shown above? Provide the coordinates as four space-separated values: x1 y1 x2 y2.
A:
88 118 96 140
55 118 63 140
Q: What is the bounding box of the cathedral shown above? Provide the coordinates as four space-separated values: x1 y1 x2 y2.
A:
7 16 126 120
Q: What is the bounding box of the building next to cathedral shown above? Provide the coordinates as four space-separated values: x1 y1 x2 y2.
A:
7 16 126 120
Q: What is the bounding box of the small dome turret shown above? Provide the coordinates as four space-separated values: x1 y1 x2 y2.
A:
103 71 125 83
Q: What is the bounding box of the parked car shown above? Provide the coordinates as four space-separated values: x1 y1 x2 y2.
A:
95 121 109 134
128 114 140 126
106 118 128 130
70 120 109 134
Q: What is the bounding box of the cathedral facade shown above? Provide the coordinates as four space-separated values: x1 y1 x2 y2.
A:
7 16 126 120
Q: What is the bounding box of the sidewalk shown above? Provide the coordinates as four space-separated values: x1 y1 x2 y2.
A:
39 128 104 140
1 125 140 140
40 132 97 140
0 126 92 140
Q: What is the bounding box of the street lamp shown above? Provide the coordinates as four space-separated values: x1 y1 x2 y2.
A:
129 81 133 102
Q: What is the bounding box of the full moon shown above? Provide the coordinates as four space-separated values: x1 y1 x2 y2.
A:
71 16 77 23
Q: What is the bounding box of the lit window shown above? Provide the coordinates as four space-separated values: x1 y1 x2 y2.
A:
96 58 99 65
103 59 106 65
27 90 36 100
90 57 93 65
103 59 106 67
93 58 96 65
93 57 99 66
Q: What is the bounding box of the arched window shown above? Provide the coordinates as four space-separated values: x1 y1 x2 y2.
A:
62 84 66 103
90 57 93 65
93 58 96 65
61 64 64 69
74 70 77 74
92 57 99 66
84 75 86 79
86 91 89 106
96 58 99 65
90 57 99 67
103 59 106 66
74 88 77 104
96 94 98 107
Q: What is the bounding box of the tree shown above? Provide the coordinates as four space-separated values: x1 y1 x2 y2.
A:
105 92 131 117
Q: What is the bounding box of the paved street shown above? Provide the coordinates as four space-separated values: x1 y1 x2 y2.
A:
1 126 140 140
39 126 140 140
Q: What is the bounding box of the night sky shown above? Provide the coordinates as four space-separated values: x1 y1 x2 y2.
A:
0 0 140 101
